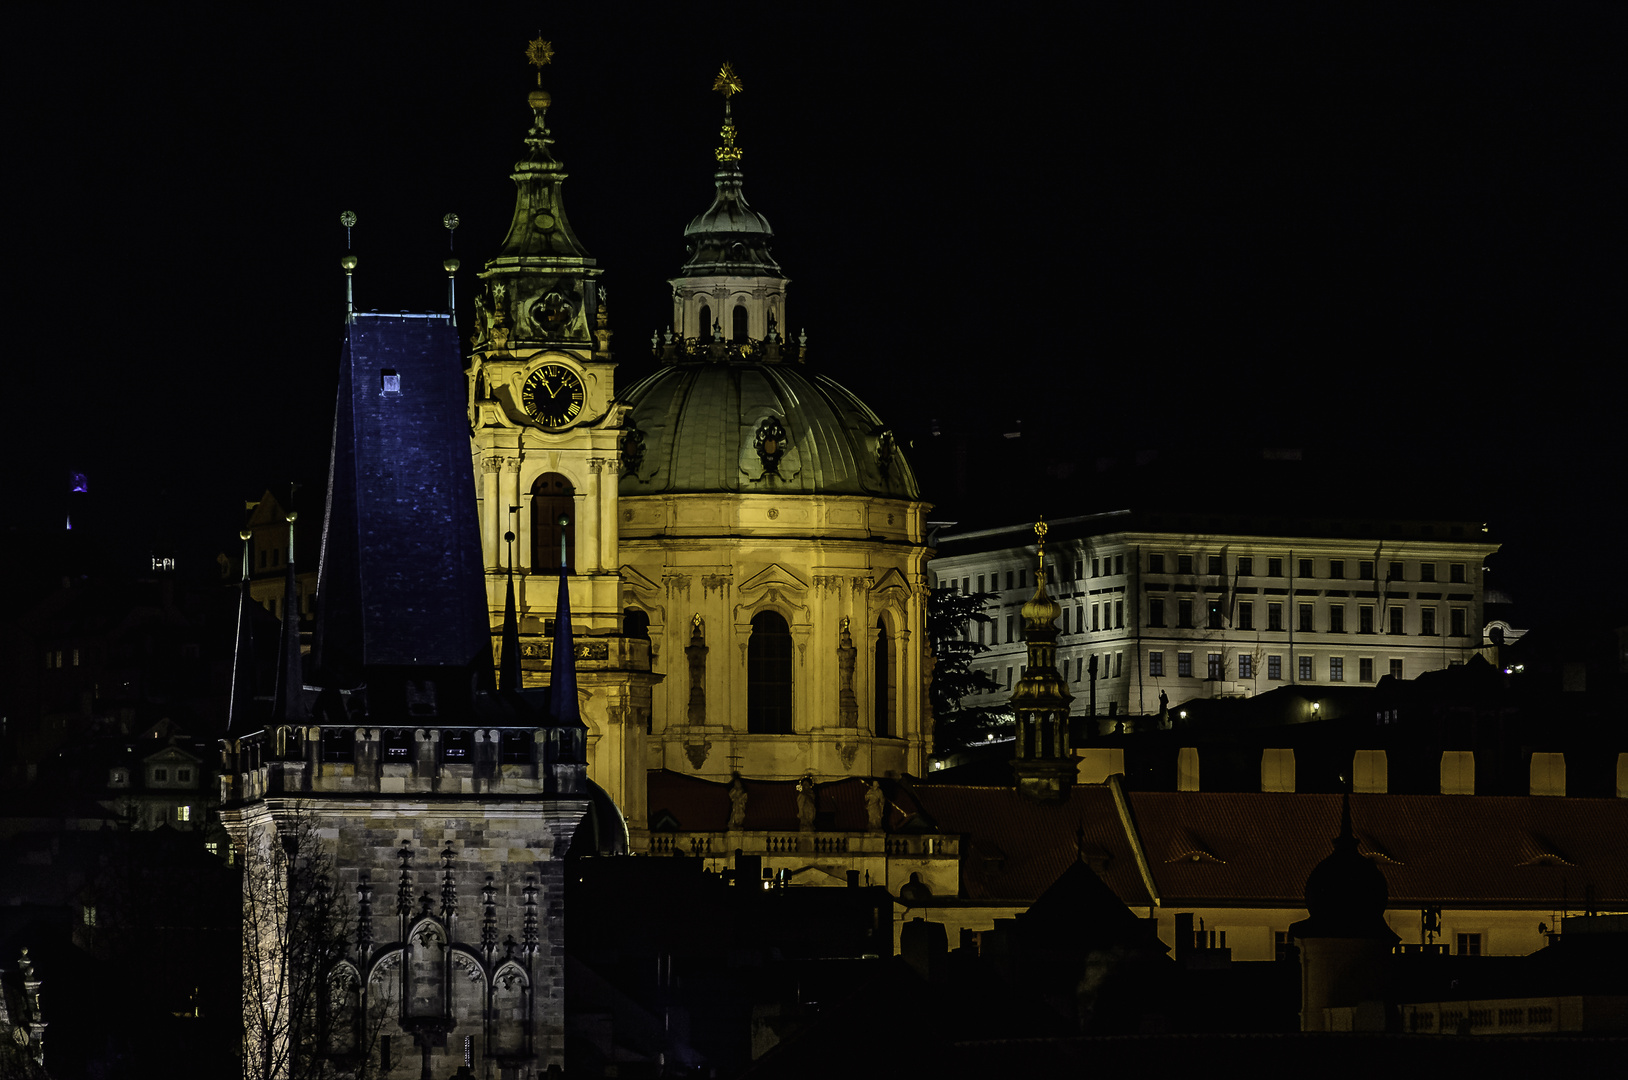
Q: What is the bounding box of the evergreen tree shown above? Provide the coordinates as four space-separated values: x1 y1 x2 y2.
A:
925 587 1011 752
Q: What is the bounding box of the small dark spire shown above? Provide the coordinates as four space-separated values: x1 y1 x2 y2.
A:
547 570 581 727
227 529 256 733
499 530 522 693
271 512 303 722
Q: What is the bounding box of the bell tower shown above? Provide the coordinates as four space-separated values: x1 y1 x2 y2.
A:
666 64 792 352
466 39 656 830
1011 518 1077 802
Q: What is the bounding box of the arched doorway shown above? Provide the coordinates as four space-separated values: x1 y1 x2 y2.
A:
531 473 575 571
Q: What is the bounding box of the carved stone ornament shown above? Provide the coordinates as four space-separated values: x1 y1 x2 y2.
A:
752 415 790 478
685 617 708 725
684 738 712 770
619 423 646 476
837 619 858 727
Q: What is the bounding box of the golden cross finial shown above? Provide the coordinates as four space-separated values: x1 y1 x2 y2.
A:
713 62 743 98
1035 516 1048 575
526 37 555 84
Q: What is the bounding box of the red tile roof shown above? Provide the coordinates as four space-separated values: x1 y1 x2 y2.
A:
906 784 1153 907
1126 792 1628 909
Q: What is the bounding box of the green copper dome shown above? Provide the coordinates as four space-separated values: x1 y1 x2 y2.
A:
617 357 918 499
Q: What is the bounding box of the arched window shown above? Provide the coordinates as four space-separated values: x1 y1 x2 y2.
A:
697 304 712 342
531 473 575 571
732 304 749 343
623 609 650 640
747 611 793 734
874 618 896 738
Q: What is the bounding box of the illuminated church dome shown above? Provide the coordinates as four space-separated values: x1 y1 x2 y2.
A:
618 359 918 499
611 65 932 786
618 62 915 502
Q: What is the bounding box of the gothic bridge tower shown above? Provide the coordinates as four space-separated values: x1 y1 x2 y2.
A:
464 41 657 830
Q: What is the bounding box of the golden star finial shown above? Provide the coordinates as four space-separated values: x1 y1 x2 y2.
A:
526 37 555 83
713 62 743 98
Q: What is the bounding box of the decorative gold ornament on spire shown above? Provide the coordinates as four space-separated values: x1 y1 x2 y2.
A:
1035 516 1049 576
526 37 555 80
713 62 745 163
712 62 743 98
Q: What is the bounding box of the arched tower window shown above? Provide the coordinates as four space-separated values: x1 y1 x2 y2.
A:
531 473 575 571
874 618 896 738
697 304 712 343
623 609 650 640
747 611 793 734
732 304 749 343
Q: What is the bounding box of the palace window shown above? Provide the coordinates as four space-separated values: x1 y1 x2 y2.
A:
1450 563 1466 584
1149 598 1165 627
1298 655 1313 681
1421 562 1437 582
1359 560 1374 580
1177 652 1193 677
1208 555 1224 575
1268 655 1282 680
1208 601 1223 629
1092 558 1100 577
1268 557 1283 577
747 611 794 734
1207 653 1222 679
1238 602 1253 630
1177 600 1193 628
1115 555 1124 575
1149 652 1164 677
1115 601 1124 628
1299 604 1314 632
1268 602 1283 631
1330 606 1345 633
1457 933 1482 956
1390 607 1405 635
1329 559 1344 579
1360 606 1374 633
1421 608 1437 636
1148 553 1165 574
1389 561 1404 582
1299 558 1314 578
1178 554 1193 574
1360 658 1375 682
1329 657 1344 682
1450 609 1467 637
1238 556 1253 576
1390 658 1404 680
1239 654 1253 679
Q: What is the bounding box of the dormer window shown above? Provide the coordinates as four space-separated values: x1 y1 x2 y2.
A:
381 369 401 394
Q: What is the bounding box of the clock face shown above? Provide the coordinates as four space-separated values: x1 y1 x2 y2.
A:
521 363 585 428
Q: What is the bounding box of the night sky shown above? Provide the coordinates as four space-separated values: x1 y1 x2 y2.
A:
8 4 1623 628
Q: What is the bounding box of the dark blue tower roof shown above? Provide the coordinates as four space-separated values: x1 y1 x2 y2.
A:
314 314 490 687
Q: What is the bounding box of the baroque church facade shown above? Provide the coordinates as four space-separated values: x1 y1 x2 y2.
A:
465 63 932 838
